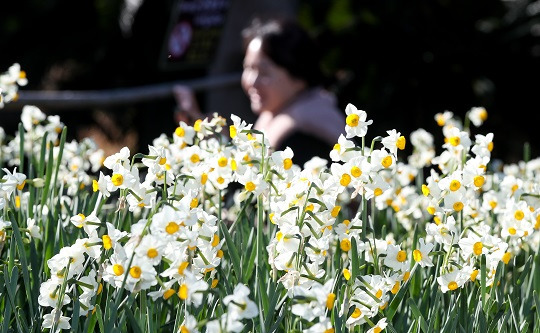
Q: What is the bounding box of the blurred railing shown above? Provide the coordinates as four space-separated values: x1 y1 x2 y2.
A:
3 72 241 110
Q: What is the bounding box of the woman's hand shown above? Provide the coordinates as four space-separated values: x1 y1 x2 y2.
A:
173 85 203 124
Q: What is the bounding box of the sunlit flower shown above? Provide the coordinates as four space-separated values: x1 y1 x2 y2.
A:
437 269 468 293
42 309 71 332
468 106 488 127
223 283 258 320
344 103 373 138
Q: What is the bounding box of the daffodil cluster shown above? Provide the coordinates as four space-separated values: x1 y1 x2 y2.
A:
1 66 539 332
0 63 27 109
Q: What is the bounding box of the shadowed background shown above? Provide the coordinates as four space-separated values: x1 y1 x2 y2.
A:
1 0 539 163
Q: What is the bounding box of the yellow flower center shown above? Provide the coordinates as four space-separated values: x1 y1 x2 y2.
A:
163 288 176 300
111 174 124 186
147 248 158 258
218 156 228 167
422 184 430 196
331 206 341 218
403 271 411 281
511 184 519 194
449 136 460 146
193 119 202 132
211 234 220 247
396 136 406 150
346 114 359 127
178 261 189 275
102 235 112 250
178 284 188 300
340 239 351 252
16 181 26 190
453 202 464 212
391 281 400 294
514 210 524 221
190 154 200 163
448 281 458 291
165 222 179 234
473 175 485 187
449 180 461 191
200 173 208 185
396 250 407 262
175 127 185 137
350 307 362 318
473 241 483 255
283 158 293 170
113 264 124 276
502 252 512 264
245 181 256 192
413 249 422 262
343 268 351 280
129 266 142 279
326 293 336 310
229 125 237 138
350 166 362 178
92 180 99 192
508 227 516 235
340 174 351 186
381 156 393 168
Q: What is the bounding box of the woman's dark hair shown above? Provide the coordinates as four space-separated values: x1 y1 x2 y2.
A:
241 16 324 88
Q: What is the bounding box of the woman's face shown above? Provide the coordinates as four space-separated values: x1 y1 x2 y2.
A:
241 38 306 115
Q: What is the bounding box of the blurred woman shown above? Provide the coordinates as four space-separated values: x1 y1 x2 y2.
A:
174 16 346 166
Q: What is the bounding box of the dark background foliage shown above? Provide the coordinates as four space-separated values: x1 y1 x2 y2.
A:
2 0 539 163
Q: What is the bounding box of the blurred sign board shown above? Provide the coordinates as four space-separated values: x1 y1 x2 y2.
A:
159 0 230 71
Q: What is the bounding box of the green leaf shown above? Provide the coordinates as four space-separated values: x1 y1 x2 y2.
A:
18 122 25 171
52 127 67 197
2 265 19 333
39 141 55 207
263 281 282 332
242 228 257 284
486 304 505 332
38 131 48 177
219 221 242 283
516 255 532 287
350 236 360 282
9 211 34 318
534 290 540 323
387 263 418 321
268 301 287 333
15 307 30 333
72 296 80 332
481 254 487 312
93 304 105 333
124 306 143 333
408 297 428 332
